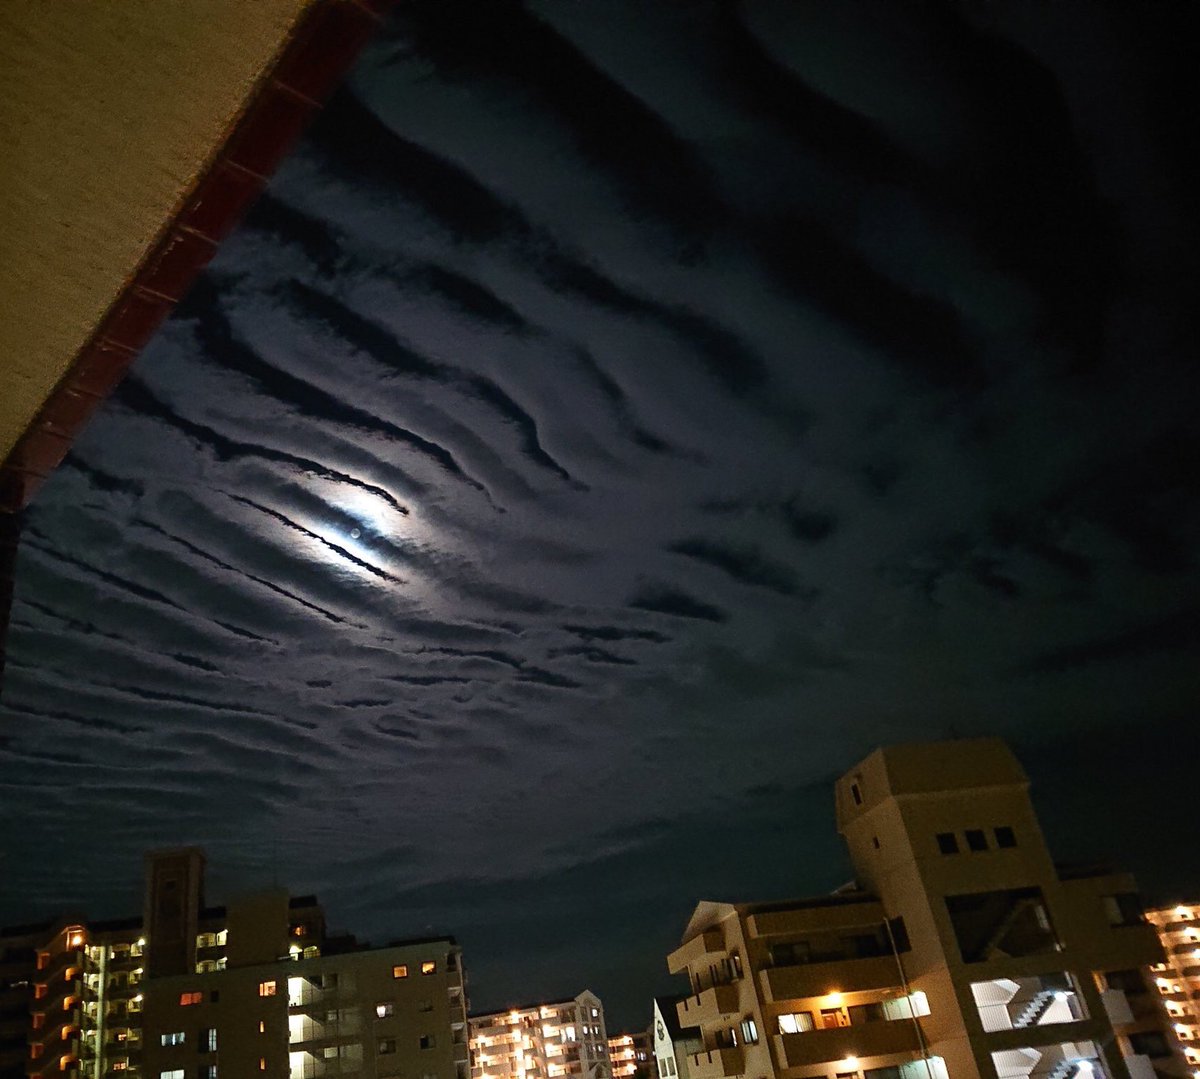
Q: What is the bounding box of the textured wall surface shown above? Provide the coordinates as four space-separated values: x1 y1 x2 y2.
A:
0 0 313 461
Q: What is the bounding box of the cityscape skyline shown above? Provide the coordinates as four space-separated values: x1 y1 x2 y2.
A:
3 735 1196 1045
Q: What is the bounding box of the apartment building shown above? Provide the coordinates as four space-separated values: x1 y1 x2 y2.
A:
651 997 701 1079
608 1030 651 1079
470 991 610 1079
667 738 1183 1079
1145 904 1200 1071
1 847 468 1079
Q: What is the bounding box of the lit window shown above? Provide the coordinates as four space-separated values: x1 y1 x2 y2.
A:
160 1071 185 1079
34 984 47 1000
393 965 409 979
202 1028 217 1052
739 1020 758 1045
36 953 49 971
259 1059 267 1071
179 991 203 1006
377 1003 395 1019
161 1032 185 1047
258 981 277 997
421 961 437 975
778 1012 814 1034
201 1067 217 1079
259 1021 266 1034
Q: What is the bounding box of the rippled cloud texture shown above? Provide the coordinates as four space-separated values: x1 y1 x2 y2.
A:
3 2 1197 1024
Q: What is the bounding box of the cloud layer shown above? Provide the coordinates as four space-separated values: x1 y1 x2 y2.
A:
2 0 1197 1026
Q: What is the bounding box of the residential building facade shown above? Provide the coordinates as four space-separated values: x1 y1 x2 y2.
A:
609 1030 652 1079
470 991 609 1079
1 847 468 1079
667 738 1183 1079
1145 903 1200 1072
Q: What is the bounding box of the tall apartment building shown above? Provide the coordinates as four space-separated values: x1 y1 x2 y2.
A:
667 738 1183 1079
470 991 610 1079
1145 904 1200 1072
0 847 468 1079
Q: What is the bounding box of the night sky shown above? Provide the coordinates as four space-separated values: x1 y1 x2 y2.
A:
2 1 1198 1029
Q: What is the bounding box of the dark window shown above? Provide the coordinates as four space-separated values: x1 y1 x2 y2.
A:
1103 893 1145 927
419 1034 435 1050
768 941 810 966
936 832 959 855
850 783 862 806
1128 1032 1171 1058
994 826 1016 848
847 1002 885 1024
887 916 911 953
845 934 885 959
210 990 219 1003
871 836 880 849
1105 969 1147 995
965 829 988 852
379 1039 397 1055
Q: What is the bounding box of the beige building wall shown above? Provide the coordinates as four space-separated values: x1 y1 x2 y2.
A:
0 0 323 462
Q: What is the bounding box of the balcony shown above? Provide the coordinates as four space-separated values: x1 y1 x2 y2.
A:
668 930 726 974
687 1046 743 1079
775 1021 921 1069
678 985 740 1026
760 954 900 1002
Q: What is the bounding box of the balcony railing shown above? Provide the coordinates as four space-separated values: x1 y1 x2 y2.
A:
687 1046 743 1079
678 984 740 1026
667 930 726 974
774 1021 921 1069
759 954 901 1002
